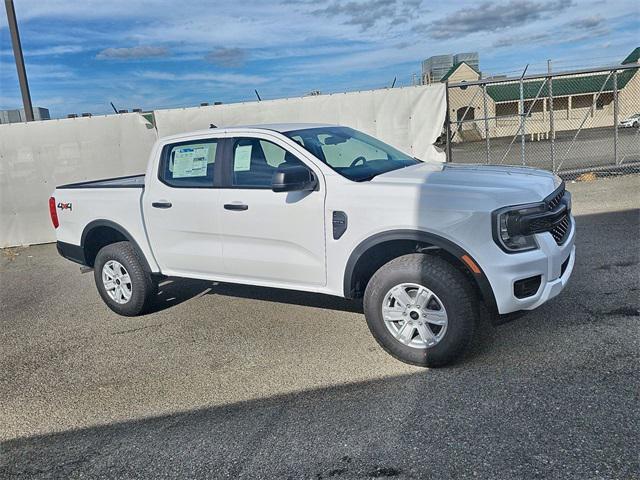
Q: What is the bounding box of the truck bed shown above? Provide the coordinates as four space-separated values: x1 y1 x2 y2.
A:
57 174 145 189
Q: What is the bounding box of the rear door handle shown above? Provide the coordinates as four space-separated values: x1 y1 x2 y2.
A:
224 203 248 211
152 201 172 209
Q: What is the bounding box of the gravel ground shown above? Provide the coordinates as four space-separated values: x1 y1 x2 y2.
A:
1 175 639 479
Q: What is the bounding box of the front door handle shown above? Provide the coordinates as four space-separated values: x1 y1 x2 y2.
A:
152 201 172 209
224 203 248 211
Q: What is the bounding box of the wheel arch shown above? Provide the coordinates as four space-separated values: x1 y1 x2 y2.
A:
343 229 497 313
81 220 153 272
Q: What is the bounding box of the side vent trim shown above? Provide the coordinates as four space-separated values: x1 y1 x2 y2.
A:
332 211 348 240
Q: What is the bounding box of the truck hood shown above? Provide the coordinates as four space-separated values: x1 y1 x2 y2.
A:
371 162 561 204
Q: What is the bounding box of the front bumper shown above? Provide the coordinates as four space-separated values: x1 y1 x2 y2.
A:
484 216 576 314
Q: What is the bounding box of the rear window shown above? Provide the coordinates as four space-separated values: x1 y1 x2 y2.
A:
160 139 218 187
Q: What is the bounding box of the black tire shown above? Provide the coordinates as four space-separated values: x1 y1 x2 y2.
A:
363 253 477 367
93 241 157 316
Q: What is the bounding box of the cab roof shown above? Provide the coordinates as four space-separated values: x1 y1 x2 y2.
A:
160 123 337 142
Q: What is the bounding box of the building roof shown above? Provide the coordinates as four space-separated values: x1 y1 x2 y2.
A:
440 62 478 82
487 68 638 102
622 47 640 65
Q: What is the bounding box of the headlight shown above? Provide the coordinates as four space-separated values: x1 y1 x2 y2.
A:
492 203 545 253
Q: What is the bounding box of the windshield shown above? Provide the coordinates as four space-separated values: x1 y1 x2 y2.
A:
284 126 420 181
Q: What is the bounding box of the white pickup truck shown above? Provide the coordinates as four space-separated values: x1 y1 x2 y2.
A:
51 124 575 366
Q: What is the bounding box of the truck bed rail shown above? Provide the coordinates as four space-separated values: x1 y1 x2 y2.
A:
57 174 145 189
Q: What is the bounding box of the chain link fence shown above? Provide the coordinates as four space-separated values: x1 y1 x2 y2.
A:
443 64 640 178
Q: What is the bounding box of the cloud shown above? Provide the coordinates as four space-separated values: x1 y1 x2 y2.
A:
204 47 247 68
309 0 425 31
1 61 76 80
566 15 604 30
96 46 169 59
493 13 608 48
415 0 573 39
135 70 267 85
493 32 551 48
0 45 85 57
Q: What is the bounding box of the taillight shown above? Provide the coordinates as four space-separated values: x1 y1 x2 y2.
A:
49 197 59 229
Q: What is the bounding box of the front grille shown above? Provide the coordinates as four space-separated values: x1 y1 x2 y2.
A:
551 215 571 244
548 188 564 209
545 185 571 245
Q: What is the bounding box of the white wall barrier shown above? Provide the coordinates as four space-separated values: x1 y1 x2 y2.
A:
155 84 446 161
0 84 445 248
0 114 158 247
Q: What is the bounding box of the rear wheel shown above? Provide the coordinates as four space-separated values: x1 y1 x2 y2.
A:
363 254 477 367
93 241 157 316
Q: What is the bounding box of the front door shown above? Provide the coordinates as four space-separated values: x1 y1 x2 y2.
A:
217 135 326 287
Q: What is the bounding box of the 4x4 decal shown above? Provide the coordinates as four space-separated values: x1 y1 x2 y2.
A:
57 202 72 211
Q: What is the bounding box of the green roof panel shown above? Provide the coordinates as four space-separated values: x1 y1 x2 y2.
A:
622 47 640 65
487 68 638 102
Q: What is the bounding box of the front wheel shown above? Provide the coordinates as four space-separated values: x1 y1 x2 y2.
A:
363 254 477 367
93 241 157 316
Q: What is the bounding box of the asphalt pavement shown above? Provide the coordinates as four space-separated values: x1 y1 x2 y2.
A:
1 175 639 479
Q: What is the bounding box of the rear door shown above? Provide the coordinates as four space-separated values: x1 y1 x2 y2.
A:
142 137 225 277
217 134 327 287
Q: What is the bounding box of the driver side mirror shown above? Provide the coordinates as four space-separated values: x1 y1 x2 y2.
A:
272 165 317 192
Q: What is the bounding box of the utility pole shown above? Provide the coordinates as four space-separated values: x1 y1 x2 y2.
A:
4 0 34 121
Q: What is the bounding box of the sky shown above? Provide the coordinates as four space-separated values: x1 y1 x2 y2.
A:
0 0 638 118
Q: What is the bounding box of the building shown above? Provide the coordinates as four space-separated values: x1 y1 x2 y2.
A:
0 107 50 124
422 52 479 84
444 47 639 142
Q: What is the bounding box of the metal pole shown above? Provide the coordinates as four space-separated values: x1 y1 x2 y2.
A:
482 84 490 164
445 81 452 162
519 74 526 165
613 70 619 165
4 0 34 121
548 60 555 171
516 64 529 166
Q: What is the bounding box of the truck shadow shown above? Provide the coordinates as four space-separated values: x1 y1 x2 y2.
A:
149 278 363 315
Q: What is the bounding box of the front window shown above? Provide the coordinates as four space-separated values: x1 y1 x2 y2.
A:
284 127 420 181
231 137 306 188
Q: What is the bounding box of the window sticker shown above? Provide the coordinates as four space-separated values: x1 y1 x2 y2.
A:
172 146 209 178
234 144 252 172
